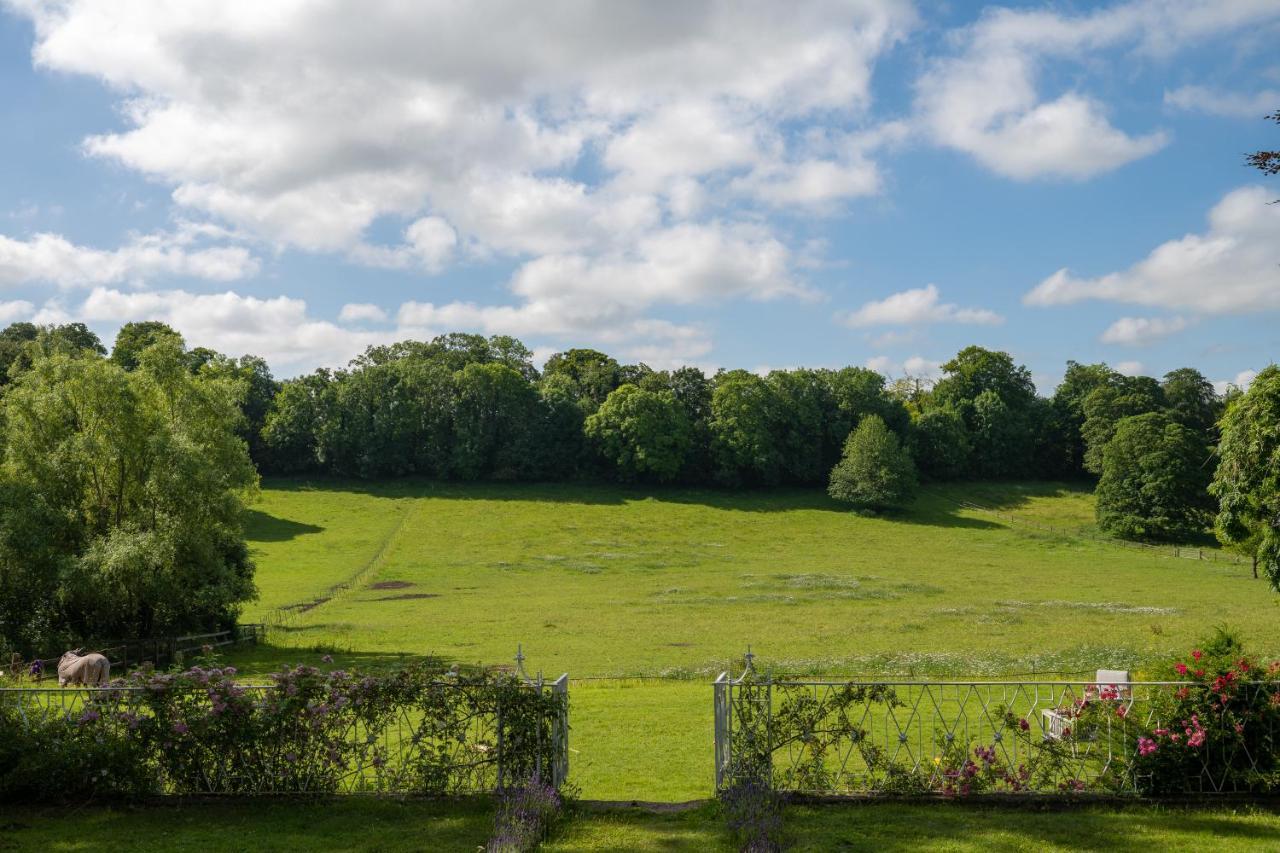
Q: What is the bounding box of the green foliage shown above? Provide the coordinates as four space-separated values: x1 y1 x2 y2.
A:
909 406 971 480
0 662 566 801
1161 367 1221 438
111 321 185 371
933 347 1038 477
709 371 785 486
452 363 541 480
542 349 622 413
0 341 258 650
1212 365 1280 589
827 415 916 510
1080 378 1166 475
584 384 693 482
1095 412 1213 541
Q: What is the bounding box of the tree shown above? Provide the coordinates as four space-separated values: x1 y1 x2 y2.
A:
934 347 1038 476
827 415 917 510
933 346 1037 412
910 406 971 481
542 349 622 412
1095 412 1213 541
1161 367 1221 438
261 371 335 473
766 369 831 484
1211 365 1280 587
1080 377 1165 475
450 362 540 479
584 384 693 482
1052 361 1122 473
1246 109 1279 196
0 322 38 387
709 370 784 486
0 340 258 650
111 321 185 371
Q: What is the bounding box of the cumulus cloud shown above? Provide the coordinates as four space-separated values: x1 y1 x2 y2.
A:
1115 360 1145 377
1025 186 1280 313
6 0 923 358
1099 315 1191 346
866 354 943 379
395 221 799 367
1213 369 1260 395
338 303 388 324
1165 85 1280 119
914 1 1279 179
0 227 258 288
842 284 1002 327
74 287 396 373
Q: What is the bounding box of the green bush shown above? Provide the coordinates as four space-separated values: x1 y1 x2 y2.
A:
827 415 917 510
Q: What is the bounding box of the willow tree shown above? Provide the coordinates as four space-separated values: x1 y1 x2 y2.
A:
0 340 258 651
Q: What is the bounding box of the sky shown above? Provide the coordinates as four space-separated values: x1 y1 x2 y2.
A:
0 1 1277 392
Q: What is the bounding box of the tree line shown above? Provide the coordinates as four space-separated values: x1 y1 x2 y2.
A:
0 319 1275 655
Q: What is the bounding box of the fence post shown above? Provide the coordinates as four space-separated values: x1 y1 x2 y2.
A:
713 672 729 791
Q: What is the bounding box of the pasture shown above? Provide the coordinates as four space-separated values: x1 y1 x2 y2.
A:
227 478 1277 802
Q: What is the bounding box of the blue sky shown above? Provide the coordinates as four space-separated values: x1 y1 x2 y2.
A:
0 1 1277 391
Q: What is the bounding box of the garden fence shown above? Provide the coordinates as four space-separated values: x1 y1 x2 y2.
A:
713 653 1275 796
1 646 568 795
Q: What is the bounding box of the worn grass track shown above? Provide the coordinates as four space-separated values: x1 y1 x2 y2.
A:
229 477 1276 800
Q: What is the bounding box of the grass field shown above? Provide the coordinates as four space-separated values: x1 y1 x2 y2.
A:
222 477 1279 805
5 801 1279 851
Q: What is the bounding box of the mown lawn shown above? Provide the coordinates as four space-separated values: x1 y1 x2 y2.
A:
5 801 1279 852
225 477 1277 801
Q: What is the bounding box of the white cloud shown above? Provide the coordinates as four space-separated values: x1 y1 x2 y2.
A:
866 354 943 379
0 227 258 288
914 1 1280 180
74 287 395 373
1165 85 1280 119
395 220 799 367
0 300 35 324
1115 360 1145 377
6 0 923 359
842 284 1002 327
1026 186 1280 313
1213 369 1260 396
1099 315 1191 346
338 303 388 324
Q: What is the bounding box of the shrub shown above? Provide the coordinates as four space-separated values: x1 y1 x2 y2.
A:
720 775 785 853
828 415 917 510
0 662 566 801
487 777 564 852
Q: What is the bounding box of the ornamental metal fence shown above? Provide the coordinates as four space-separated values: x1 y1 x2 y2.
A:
1 647 568 795
713 653 1277 796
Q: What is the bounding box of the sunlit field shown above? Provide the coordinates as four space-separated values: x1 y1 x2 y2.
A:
222 477 1276 802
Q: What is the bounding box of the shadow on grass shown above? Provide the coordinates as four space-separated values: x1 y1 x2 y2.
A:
784 803 1280 852
259 476 1001 530
242 508 324 542
220 642 448 677
1 798 493 853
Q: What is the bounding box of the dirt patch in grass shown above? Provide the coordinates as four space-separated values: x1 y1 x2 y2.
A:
282 596 330 613
370 580 414 590
373 592 439 602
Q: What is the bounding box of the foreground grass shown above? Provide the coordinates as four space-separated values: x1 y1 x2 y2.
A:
5 802 1278 852
232 478 1279 800
0 799 492 852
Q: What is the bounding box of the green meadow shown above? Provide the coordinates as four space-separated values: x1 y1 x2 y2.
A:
226 478 1277 803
